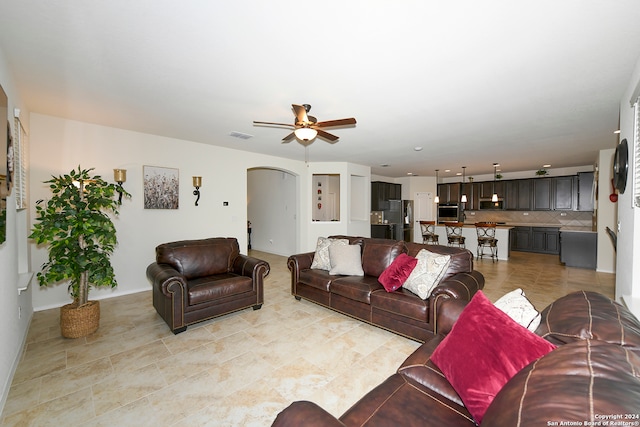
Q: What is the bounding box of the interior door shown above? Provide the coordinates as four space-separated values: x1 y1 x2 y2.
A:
414 192 434 242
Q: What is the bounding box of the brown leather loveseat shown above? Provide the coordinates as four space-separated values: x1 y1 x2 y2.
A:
146 237 270 334
287 236 484 342
272 291 640 426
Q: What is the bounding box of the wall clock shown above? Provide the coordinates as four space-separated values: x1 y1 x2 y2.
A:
613 138 629 194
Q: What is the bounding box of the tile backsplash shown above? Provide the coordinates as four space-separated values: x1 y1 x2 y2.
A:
464 210 594 227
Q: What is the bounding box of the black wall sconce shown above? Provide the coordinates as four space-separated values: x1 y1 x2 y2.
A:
193 176 202 206
113 169 127 204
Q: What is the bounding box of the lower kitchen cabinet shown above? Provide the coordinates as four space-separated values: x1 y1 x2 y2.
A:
560 230 597 269
510 226 560 255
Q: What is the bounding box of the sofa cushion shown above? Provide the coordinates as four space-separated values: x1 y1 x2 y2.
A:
360 239 406 277
482 339 640 426
310 237 349 270
494 288 541 332
402 249 451 299
156 237 239 279
329 244 365 276
535 290 640 352
378 253 418 292
431 291 556 424
331 276 383 304
187 273 253 305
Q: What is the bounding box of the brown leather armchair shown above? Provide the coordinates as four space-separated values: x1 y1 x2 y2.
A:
146 237 270 334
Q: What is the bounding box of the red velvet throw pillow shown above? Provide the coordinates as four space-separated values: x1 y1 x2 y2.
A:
431 291 556 424
377 253 418 292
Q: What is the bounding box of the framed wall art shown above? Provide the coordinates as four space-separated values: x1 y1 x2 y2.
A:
143 165 179 209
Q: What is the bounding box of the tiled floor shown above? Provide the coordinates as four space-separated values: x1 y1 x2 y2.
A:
1 250 615 426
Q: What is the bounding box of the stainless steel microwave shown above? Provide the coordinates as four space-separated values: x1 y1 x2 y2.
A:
437 204 460 222
479 198 504 210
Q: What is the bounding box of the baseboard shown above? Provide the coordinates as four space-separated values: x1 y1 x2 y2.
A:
0 310 33 417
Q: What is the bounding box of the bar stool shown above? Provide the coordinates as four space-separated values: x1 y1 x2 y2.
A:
418 221 439 244
475 222 498 262
444 222 466 248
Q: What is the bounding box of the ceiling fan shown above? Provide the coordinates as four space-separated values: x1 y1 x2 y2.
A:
253 104 356 144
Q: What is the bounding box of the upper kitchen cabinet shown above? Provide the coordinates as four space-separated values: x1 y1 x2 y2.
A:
552 176 574 210
504 179 532 210
437 183 461 204
533 178 552 210
576 172 594 211
371 181 402 211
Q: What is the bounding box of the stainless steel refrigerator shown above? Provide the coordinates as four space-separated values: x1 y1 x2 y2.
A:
386 200 414 242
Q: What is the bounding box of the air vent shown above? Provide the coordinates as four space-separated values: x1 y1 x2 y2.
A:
229 131 253 140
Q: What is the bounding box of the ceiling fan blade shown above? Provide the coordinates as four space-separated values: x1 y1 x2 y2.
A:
314 118 357 128
282 132 295 143
316 129 340 143
253 121 295 128
292 104 309 124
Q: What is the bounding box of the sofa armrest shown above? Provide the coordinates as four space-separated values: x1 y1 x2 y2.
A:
232 255 270 306
287 252 315 294
271 401 346 427
146 263 187 298
430 270 484 334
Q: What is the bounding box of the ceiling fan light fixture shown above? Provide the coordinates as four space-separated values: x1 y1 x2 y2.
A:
294 127 318 141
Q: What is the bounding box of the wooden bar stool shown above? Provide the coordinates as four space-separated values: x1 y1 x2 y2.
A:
444 222 466 248
419 221 439 245
475 222 498 261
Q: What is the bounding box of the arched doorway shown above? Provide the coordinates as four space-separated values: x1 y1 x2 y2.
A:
247 167 298 256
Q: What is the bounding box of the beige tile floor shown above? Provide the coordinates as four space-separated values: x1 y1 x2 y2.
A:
1 250 615 426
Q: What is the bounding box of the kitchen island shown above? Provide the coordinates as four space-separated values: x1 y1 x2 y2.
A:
559 227 597 269
433 224 513 261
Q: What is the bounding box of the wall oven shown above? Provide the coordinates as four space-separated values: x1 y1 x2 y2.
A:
437 204 460 223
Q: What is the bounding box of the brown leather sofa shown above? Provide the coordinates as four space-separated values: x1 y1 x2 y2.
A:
146 237 270 334
287 236 485 342
272 291 640 426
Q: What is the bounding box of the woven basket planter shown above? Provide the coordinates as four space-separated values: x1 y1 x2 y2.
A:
60 300 100 338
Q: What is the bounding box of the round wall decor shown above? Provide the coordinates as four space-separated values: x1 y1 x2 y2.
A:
613 138 629 194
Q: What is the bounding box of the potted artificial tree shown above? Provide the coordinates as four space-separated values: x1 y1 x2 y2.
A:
30 167 129 338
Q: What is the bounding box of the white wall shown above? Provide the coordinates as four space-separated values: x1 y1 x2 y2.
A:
0 47 32 415
618 53 640 315
28 114 316 310
597 149 616 273
247 168 297 256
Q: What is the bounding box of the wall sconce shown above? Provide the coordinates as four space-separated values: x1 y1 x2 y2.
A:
113 169 127 204
193 176 202 206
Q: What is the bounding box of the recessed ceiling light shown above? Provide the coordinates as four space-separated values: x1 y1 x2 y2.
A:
445 169 451 173
614 130 621 134
543 164 551 168
414 146 423 151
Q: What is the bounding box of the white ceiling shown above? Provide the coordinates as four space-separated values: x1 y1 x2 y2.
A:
1 1 640 178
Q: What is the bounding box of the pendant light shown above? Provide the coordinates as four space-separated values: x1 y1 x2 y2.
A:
460 166 468 203
434 169 440 204
491 163 499 202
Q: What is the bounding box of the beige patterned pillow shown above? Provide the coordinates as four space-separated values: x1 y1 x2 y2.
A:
328 244 364 276
494 288 541 332
310 237 349 270
402 249 451 299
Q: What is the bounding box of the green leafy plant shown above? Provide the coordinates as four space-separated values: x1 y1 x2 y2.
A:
29 167 130 306
535 169 548 176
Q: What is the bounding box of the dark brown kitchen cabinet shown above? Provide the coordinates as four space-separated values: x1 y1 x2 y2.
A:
552 176 574 210
533 178 552 210
510 226 559 254
437 183 461 204
504 179 532 210
371 182 401 211
532 227 560 254
576 172 594 211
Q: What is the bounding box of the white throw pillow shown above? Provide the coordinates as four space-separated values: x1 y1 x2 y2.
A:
310 237 349 270
402 249 451 299
328 244 364 276
494 288 541 332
